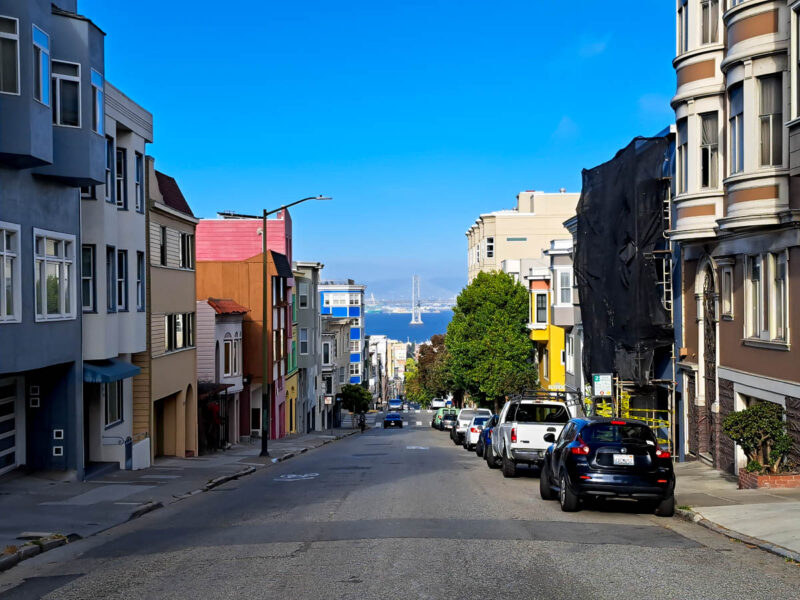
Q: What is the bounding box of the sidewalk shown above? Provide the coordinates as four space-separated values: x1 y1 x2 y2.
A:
675 460 800 560
0 426 362 555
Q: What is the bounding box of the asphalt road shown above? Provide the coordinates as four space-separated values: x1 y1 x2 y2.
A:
1 411 799 599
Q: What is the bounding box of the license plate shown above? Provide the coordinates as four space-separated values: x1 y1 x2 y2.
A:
613 454 634 466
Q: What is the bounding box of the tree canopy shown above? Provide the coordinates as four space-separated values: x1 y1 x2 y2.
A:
445 270 537 410
340 384 372 414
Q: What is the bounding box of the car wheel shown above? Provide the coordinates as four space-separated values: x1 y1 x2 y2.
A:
502 449 517 478
476 441 484 457
486 444 499 469
655 494 675 517
539 462 556 500
399 423 403 428
559 473 579 512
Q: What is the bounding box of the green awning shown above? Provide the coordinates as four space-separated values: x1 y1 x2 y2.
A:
83 358 141 383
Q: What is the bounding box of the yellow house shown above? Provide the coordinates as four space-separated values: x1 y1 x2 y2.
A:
527 270 566 391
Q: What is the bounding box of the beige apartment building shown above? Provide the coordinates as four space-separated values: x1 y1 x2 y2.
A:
466 190 579 282
132 159 199 465
671 0 800 473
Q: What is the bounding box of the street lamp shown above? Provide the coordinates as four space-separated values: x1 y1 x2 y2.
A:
219 195 331 456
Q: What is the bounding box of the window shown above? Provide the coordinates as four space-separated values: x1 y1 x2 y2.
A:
565 334 574 374
33 231 75 320
0 223 20 322
677 118 688 194
339 367 345 384
322 341 331 364
134 153 143 212
81 245 95 312
51 60 80 127
350 340 360 353
701 0 719 45
105 246 116 313
534 292 547 325
159 226 167 266
721 265 733 318
773 252 788 341
541 348 549 376
32 26 50 105
324 377 332 394
104 137 114 202
223 333 233 376
349 293 360 305
299 328 308 354
165 313 195 351
729 84 744 174
179 232 194 269
91 69 103 134
759 75 783 167
558 270 572 305
678 0 688 54
0 16 19 95
299 281 309 308
746 255 763 338
136 251 145 311
475 242 480 265
116 250 127 311
746 252 790 342
700 112 719 188
486 237 494 258
115 148 127 209
234 333 241 375
349 363 361 377
104 380 123 427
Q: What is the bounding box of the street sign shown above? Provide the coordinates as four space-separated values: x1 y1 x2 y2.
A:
324 395 333 405
592 373 613 397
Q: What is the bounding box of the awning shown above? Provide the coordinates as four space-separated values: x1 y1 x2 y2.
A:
83 358 141 383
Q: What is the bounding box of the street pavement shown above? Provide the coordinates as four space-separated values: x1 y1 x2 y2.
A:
0 410 798 599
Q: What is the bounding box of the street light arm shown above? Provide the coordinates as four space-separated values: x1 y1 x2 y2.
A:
265 195 332 217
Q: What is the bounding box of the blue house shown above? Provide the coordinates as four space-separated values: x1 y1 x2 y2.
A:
319 281 366 384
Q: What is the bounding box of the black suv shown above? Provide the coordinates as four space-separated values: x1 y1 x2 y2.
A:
539 417 674 516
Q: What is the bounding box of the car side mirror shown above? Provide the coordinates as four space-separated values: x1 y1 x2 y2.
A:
544 433 556 443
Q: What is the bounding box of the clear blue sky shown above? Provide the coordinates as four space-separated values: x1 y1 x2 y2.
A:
82 0 676 297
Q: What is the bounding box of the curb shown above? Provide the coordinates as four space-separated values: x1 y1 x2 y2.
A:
676 507 800 562
0 535 72 573
127 501 164 521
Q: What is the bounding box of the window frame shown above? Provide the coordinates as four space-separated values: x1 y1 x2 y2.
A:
81 244 96 313
0 221 21 323
33 229 76 322
104 136 114 202
554 268 572 306
322 341 331 364
533 291 548 326
486 236 495 259
104 380 123 428
729 83 744 174
116 249 128 311
565 334 574 375
746 254 764 339
105 245 116 313
349 363 361 377
32 25 50 106
677 118 688 194
134 152 144 213
758 74 783 168
700 0 719 45
159 226 167 266
136 251 145 311
721 264 734 319
299 281 309 308
51 59 81 128
677 0 689 54
179 232 194 269
115 148 127 209
90 69 103 135
223 333 233 377
699 111 719 189
299 327 309 355
0 15 20 96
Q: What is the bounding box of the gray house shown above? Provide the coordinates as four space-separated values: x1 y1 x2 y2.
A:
293 261 323 433
0 0 106 477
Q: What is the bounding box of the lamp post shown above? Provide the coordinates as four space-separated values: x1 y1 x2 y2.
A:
219 195 331 456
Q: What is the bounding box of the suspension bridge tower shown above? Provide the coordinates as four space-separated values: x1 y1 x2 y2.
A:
410 275 423 325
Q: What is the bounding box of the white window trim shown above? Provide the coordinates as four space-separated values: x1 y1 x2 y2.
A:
531 291 548 329
0 221 21 323
486 237 494 259
299 327 309 355
51 60 81 128
565 334 574 375
116 249 127 311
134 152 143 212
553 268 573 307
33 228 76 322
81 244 95 313
32 24 50 106
104 380 124 428
223 334 233 377
115 148 126 209
136 251 145 311
721 264 734 319
0 15 20 96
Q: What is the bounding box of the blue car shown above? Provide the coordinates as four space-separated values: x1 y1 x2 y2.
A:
383 412 403 428
539 417 675 516
475 414 498 457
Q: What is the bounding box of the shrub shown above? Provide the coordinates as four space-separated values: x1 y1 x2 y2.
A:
722 401 792 473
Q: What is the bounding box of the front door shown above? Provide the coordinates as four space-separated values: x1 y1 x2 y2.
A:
0 378 21 476
702 270 717 458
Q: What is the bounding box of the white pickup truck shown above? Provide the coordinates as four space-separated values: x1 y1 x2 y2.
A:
488 398 571 477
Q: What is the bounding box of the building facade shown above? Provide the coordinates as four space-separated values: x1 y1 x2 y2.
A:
671 0 800 472
0 0 102 477
294 261 323 433
131 162 198 466
319 281 366 385
466 190 579 282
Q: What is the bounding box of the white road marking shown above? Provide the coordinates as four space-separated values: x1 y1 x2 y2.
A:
274 473 319 481
416 421 422 426
406 446 429 450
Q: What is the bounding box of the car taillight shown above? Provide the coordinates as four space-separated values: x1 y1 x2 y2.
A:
511 428 517 443
570 436 590 455
657 479 668 483
610 420 626 425
656 448 671 458
470 427 478 433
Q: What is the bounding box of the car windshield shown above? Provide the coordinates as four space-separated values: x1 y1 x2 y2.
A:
514 404 569 423
443 415 456 421
582 423 656 444
459 410 475 419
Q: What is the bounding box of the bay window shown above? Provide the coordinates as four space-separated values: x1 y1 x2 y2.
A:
81 245 95 312
729 84 744 174
106 246 115 312
299 328 308 354
677 119 688 193
759 75 783 167
51 60 80 127
700 112 718 188
0 16 19 95
115 148 127 209
701 0 719 45
678 0 688 54
91 69 103 134
0 223 20 322
34 230 75 320
116 250 127 311
32 26 50 105
534 292 548 326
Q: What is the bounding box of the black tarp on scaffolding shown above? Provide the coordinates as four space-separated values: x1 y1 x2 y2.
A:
574 136 673 387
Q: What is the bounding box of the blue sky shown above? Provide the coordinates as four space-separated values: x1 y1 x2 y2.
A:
82 0 676 298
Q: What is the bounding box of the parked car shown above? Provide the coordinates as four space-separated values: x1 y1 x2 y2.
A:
430 398 446 409
440 414 457 431
433 407 457 429
475 415 498 457
462 416 490 451
489 398 570 477
383 412 403 428
539 417 675 516
388 399 403 412
452 408 492 445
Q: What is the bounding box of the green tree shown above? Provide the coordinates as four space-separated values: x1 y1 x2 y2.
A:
404 358 432 406
340 384 372 414
722 401 792 473
445 271 537 412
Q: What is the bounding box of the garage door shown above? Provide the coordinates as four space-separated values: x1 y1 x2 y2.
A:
0 378 18 476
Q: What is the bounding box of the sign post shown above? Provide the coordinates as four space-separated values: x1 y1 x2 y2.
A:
592 374 613 416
